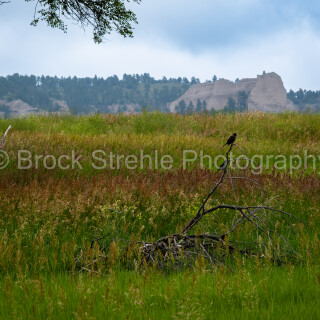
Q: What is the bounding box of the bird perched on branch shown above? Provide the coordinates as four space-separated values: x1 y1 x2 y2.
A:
222 133 237 147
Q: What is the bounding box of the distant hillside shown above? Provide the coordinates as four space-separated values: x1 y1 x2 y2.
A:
287 89 320 113
0 73 319 117
0 74 193 117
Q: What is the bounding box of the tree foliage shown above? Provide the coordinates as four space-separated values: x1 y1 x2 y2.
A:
175 100 187 114
4 0 141 43
287 89 320 104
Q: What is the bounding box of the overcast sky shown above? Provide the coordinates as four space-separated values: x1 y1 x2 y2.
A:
0 0 320 90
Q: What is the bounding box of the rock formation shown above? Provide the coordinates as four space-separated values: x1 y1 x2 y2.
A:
169 72 295 113
247 73 294 112
0 99 71 118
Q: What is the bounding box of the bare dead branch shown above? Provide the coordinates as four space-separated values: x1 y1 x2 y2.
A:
77 141 303 273
0 125 12 149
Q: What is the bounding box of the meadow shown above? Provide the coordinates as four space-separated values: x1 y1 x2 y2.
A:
0 112 319 319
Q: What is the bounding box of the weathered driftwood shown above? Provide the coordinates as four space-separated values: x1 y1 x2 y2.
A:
0 125 12 149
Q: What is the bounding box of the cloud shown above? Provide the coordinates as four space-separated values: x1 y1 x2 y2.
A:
133 0 320 52
0 0 319 90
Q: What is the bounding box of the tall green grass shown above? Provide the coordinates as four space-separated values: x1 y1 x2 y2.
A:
0 113 320 319
0 267 319 319
2 112 320 175
0 112 319 141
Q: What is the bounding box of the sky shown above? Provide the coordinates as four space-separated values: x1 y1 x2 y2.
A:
0 0 320 90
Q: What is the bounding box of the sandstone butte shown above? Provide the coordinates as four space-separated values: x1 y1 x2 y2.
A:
169 72 295 113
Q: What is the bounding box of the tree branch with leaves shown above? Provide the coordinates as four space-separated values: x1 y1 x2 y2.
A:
2 0 141 43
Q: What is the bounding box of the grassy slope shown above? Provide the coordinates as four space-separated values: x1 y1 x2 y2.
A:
0 112 320 319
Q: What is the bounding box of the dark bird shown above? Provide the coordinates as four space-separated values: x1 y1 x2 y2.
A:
222 133 237 147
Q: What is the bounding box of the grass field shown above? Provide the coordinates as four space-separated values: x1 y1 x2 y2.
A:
0 112 319 319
